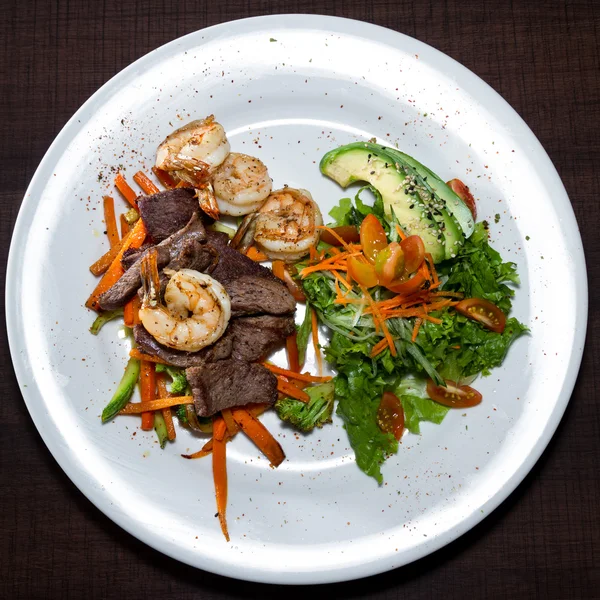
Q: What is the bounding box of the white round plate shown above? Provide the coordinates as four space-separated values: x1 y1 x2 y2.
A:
6 15 587 585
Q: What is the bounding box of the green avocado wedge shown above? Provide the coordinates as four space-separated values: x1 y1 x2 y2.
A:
320 142 475 262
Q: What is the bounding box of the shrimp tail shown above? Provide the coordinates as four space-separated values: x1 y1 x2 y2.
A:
140 248 161 308
195 182 220 220
230 212 258 253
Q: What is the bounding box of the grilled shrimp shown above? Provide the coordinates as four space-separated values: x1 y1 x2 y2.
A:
155 115 230 186
253 188 323 261
211 152 272 216
139 249 231 352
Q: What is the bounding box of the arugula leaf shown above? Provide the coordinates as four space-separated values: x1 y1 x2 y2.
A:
328 185 386 228
296 303 312 367
328 197 353 225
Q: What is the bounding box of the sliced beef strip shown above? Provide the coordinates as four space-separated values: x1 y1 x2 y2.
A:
186 359 278 417
137 188 199 242
133 324 233 368
227 275 296 317
132 313 294 368
230 314 296 362
205 229 230 250
98 214 207 310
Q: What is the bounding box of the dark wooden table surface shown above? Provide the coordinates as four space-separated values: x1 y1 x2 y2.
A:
1 1 598 598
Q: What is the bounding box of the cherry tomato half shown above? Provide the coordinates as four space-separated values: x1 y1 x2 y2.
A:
360 214 388 263
347 256 379 288
447 178 477 220
377 392 405 440
386 271 427 295
374 242 405 286
426 380 482 408
455 297 506 333
319 225 361 246
400 235 426 275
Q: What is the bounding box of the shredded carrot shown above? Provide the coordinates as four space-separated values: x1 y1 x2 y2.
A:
212 416 230 541
246 246 269 262
262 363 332 383
285 332 301 372
156 376 176 441
139 361 156 431
452 345 461 349
311 308 323 375
411 317 423 342
277 377 310 402
395 224 407 240
316 225 358 253
430 291 464 299
119 395 194 414
120 213 130 238
114 173 138 207
421 315 443 324
152 166 177 189
129 348 171 365
370 338 389 358
134 171 160 195
231 408 285 467
103 196 120 248
86 219 147 310
221 408 239 437
300 251 362 277
331 269 352 291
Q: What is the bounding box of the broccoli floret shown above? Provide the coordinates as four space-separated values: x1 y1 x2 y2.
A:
275 382 335 432
175 404 189 424
155 364 188 394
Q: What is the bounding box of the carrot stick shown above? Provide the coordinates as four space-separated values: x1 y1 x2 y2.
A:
120 213 130 238
277 377 310 402
114 173 138 207
139 361 156 431
246 246 269 262
156 375 176 441
262 363 332 383
90 238 124 276
221 408 239 437
311 308 323 375
129 348 170 365
212 416 230 541
119 396 193 414
123 299 135 327
133 171 160 195
103 196 120 248
285 332 301 373
411 317 423 342
86 219 147 310
182 448 212 460
230 408 285 467
152 166 177 189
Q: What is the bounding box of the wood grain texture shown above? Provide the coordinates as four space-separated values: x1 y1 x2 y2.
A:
1 0 598 598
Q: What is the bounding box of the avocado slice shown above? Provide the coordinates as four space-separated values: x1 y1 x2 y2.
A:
382 147 475 240
320 143 447 262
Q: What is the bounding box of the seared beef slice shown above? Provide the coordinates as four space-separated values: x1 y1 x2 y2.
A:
230 315 296 362
187 359 278 417
226 276 295 317
137 188 199 242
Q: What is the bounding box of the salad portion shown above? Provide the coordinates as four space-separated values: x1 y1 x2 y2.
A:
86 116 525 540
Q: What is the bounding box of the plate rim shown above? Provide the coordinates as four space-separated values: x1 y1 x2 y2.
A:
5 13 588 585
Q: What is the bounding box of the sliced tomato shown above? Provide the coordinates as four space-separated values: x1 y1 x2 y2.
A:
455 297 506 333
347 256 378 288
426 380 482 408
447 178 477 220
377 392 405 440
360 214 388 262
400 235 425 275
374 242 405 286
319 225 360 246
386 271 427 295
